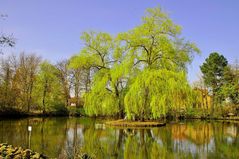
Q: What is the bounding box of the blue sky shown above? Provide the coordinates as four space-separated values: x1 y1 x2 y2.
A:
1 0 239 82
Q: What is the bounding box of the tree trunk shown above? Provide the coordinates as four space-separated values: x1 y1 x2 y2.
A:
114 84 124 119
42 80 47 114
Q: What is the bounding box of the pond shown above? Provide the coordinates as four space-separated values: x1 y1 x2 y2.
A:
0 117 239 159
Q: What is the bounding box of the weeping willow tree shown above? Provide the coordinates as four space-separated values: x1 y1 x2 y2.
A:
69 31 129 117
70 6 200 119
118 7 200 120
124 69 194 120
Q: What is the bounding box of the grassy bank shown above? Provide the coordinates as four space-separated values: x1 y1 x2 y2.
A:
0 107 86 118
1 107 239 123
105 119 166 128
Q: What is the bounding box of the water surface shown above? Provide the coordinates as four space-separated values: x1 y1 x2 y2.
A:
0 117 239 159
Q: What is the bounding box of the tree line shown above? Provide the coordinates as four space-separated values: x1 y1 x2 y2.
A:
0 7 238 119
0 53 91 114
194 52 239 116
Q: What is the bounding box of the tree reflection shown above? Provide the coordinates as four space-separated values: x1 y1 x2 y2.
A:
0 118 239 158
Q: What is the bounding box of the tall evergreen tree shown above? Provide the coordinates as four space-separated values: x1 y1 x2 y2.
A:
200 52 228 109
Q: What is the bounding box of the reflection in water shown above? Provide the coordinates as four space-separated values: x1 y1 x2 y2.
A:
0 118 239 159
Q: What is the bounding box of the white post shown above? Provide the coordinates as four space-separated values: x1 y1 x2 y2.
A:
28 126 32 149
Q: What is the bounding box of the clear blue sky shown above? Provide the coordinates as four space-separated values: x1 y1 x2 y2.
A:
1 0 239 82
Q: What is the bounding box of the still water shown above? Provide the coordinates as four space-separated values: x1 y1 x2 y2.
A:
0 117 239 159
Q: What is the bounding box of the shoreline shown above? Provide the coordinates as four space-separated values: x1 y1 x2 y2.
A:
1 114 239 124
1 109 239 122
105 119 166 127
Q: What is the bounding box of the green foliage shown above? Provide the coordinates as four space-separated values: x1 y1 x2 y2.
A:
69 31 129 117
34 61 64 112
69 6 199 120
119 7 199 120
219 65 239 104
68 107 85 116
69 31 114 70
200 52 228 95
200 52 239 111
117 7 200 71
51 103 69 115
1 6 206 118
84 69 120 116
0 53 41 112
124 69 193 119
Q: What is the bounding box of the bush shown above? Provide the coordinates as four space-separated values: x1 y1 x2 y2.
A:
51 104 69 116
68 107 85 116
221 104 238 117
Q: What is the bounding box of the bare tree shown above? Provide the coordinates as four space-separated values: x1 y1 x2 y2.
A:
0 57 14 108
71 68 81 107
13 53 41 112
55 60 71 107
